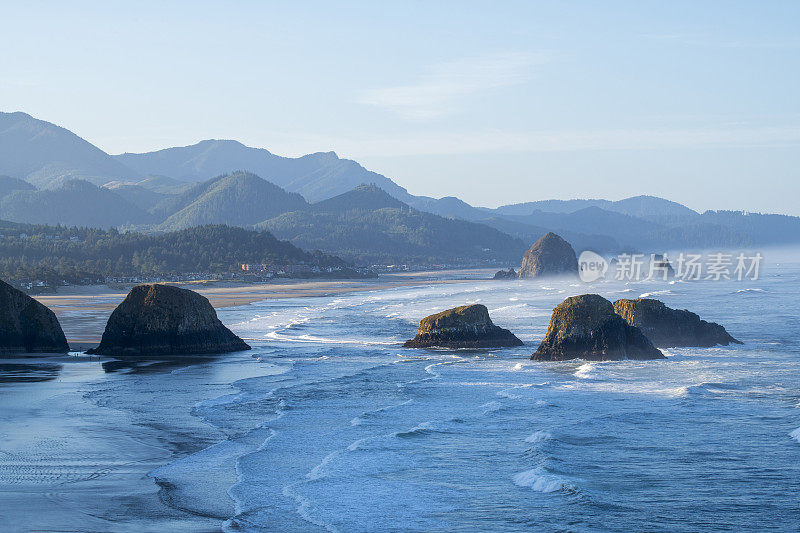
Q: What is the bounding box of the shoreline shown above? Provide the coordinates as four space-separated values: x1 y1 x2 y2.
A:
33 268 498 346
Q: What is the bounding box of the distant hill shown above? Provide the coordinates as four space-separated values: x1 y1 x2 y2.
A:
495 195 699 224
0 175 35 199
0 111 137 188
698 210 800 246
154 171 308 230
102 182 168 211
258 185 527 264
115 140 412 202
0 180 152 227
479 216 622 254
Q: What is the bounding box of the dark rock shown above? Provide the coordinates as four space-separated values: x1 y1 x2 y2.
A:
404 304 523 349
86 284 250 357
493 268 517 280
532 294 664 361
613 298 742 348
518 232 578 279
649 254 675 279
0 279 68 355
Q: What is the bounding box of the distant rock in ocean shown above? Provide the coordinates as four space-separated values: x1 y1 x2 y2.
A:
87 284 250 357
613 298 742 347
532 294 664 361
403 304 523 349
493 268 517 280
0 279 68 355
518 233 578 279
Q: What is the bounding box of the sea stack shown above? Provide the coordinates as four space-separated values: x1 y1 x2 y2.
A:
518 233 578 279
493 268 517 280
532 294 664 361
613 298 742 348
403 304 523 349
87 284 250 357
0 279 69 355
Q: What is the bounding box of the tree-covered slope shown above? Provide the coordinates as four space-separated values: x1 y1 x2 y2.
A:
0 180 152 227
258 185 527 264
155 171 308 230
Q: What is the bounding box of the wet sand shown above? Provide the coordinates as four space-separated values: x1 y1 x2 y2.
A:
33 269 497 346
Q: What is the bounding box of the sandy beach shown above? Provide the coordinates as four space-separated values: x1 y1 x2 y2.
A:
33 269 497 347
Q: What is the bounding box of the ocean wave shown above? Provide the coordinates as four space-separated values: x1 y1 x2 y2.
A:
735 288 767 294
512 468 575 493
790 428 800 443
480 400 504 414
395 421 435 438
639 290 672 298
524 430 552 444
573 363 595 379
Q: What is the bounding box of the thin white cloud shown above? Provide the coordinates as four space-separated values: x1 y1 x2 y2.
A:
357 52 548 119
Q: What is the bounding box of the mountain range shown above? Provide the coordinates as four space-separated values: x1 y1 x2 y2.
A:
1 110 798 266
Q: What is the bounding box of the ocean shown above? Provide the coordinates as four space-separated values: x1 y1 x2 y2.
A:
1 264 799 531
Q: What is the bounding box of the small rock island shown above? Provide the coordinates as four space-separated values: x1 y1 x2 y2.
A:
87 284 250 357
532 294 664 361
404 304 523 349
493 268 517 280
0 278 69 355
613 298 742 347
518 232 578 279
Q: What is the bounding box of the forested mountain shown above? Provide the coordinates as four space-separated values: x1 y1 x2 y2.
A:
258 185 527 264
102 182 167 211
115 140 412 202
0 180 152 227
153 171 307 230
495 195 699 223
0 112 137 188
1 111 799 266
0 222 358 287
0 175 35 198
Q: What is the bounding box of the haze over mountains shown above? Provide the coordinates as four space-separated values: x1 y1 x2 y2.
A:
1 110 798 265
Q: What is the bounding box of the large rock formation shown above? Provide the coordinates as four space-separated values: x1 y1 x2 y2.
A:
404 304 523 349
86 284 250 357
532 294 664 361
518 233 578 279
613 298 742 348
493 268 517 280
0 279 68 355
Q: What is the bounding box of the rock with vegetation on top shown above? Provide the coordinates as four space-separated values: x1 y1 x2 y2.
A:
532 294 664 361
0 279 68 355
493 268 517 280
518 232 578 279
403 304 523 349
612 298 742 348
87 284 250 357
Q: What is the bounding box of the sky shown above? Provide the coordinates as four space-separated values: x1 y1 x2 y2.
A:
2 1 799 214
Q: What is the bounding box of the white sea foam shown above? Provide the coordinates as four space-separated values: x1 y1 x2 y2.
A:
524 430 552 444
512 468 573 493
735 288 766 294
574 363 595 379
639 290 672 298
790 428 800 443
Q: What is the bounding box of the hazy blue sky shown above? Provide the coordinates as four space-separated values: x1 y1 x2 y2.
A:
2 1 799 214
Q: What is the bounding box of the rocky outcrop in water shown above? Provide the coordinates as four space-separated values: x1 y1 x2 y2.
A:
518 233 578 279
532 294 664 361
86 284 250 357
0 279 68 355
612 298 742 347
493 268 517 280
403 304 523 349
